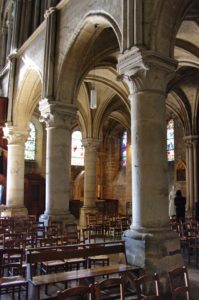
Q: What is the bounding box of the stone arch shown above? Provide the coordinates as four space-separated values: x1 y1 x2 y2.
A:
148 0 194 57
167 90 191 136
13 68 42 129
56 12 121 106
93 94 130 140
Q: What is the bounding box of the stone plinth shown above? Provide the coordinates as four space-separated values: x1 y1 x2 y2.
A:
1 206 28 218
39 211 76 227
79 206 98 227
123 228 183 294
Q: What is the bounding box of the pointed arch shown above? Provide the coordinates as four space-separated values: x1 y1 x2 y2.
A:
56 12 121 106
13 68 42 129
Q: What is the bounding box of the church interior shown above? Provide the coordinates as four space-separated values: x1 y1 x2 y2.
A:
0 0 199 299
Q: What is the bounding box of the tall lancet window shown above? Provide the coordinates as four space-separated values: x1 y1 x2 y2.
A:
167 119 175 161
25 122 36 160
121 131 127 166
71 131 84 166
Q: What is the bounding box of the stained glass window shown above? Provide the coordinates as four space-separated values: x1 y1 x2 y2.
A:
71 131 84 166
25 122 36 160
167 119 174 161
121 131 127 166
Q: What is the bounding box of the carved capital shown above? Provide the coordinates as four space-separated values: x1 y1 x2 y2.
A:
117 47 178 93
3 125 29 145
184 135 199 146
82 138 101 151
44 7 56 19
39 98 77 129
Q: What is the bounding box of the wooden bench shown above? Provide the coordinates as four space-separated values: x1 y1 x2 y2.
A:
26 240 141 300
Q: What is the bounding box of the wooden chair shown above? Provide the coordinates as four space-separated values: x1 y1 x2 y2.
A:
168 266 191 300
86 243 109 269
0 248 28 299
57 284 95 300
134 273 162 299
95 276 125 300
64 223 80 244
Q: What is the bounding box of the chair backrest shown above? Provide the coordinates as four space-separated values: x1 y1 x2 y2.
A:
95 276 125 300
134 273 162 300
168 266 191 300
57 285 94 300
0 248 24 276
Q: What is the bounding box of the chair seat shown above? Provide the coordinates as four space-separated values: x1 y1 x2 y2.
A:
0 275 26 284
88 255 109 268
65 258 86 263
88 255 108 260
42 260 65 267
65 258 87 271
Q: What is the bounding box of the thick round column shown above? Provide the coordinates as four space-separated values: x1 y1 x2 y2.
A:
45 125 71 215
39 99 76 225
79 138 100 226
130 89 168 229
117 49 183 288
83 139 99 208
3 125 28 216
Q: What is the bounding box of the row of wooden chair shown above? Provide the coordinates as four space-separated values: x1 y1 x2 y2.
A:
57 265 191 300
170 217 199 268
85 214 130 241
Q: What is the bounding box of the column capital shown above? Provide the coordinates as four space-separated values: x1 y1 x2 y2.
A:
117 47 178 93
184 135 199 143
44 6 57 19
39 98 77 128
3 124 29 145
82 138 101 151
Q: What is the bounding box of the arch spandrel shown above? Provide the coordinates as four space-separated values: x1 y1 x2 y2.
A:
13 68 42 128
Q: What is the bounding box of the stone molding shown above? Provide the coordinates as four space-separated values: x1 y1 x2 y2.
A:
184 135 199 144
39 98 77 128
44 7 57 19
82 138 101 151
117 47 178 93
3 124 29 145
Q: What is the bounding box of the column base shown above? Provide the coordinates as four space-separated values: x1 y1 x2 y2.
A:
79 206 98 227
123 227 184 295
1 206 28 218
39 211 76 227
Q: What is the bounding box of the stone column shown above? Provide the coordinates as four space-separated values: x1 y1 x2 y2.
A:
79 138 100 227
39 99 76 225
117 48 183 291
193 138 199 207
0 24 7 68
2 125 28 217
184 136 199 217
185 140 191 212
188 141 194 215
126 131 132 215
6 19 13 58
